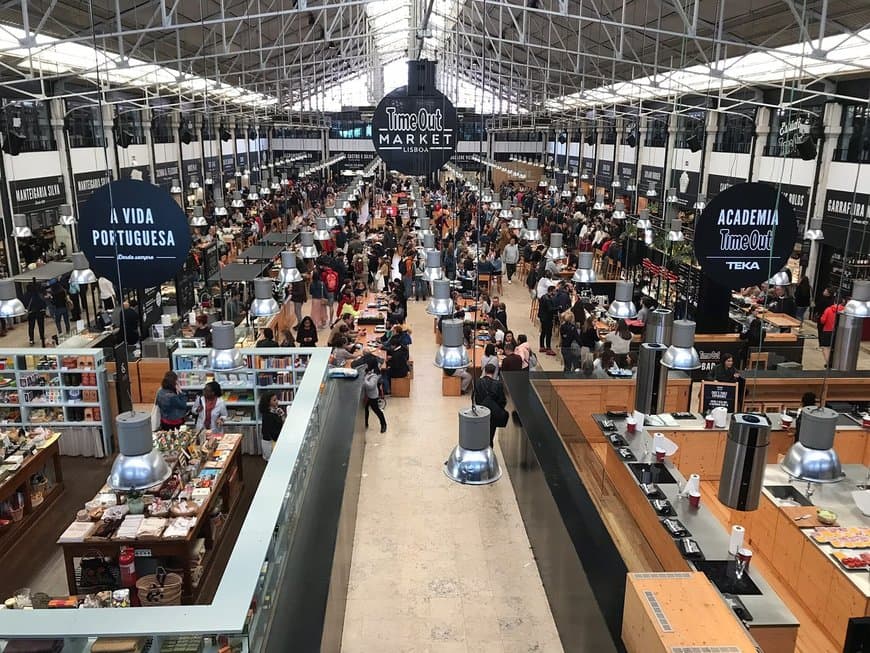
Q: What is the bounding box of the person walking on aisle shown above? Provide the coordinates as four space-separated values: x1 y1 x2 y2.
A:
24 280 47 347
363 362 387 433
538 285 557 355
474 363 508 446
502 237 519 284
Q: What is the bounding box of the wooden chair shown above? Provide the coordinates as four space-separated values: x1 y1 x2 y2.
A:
391 376 411 397
478 273 492 293
529 297 539 323
519 259 531 283
748 352 769 370
492 273 503 293
605 259 617 279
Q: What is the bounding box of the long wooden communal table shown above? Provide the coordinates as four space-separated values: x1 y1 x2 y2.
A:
58 436 243 604
740 370 870 412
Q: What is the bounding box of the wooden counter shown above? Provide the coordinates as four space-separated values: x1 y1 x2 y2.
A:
742 372 870 411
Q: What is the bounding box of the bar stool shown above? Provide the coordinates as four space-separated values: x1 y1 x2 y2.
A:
529 297 539 323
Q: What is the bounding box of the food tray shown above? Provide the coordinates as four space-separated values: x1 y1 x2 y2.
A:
812 526 870 548
831 550 870 571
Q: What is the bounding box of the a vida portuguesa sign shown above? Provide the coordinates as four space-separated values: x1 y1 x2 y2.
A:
78 180 192 288
371 60 458 176
692 182 798 288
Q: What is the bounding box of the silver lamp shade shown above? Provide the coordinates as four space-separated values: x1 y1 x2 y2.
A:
271 177 281 190
661 320 701 370
574 193 587 205
435 319 469 369
313 218 332 241
767 268 791 286
108 411 172 491
545 233 566 260
324 207 339 229
572 252 596 283
422 233 437 251
611 178 621 189
509 207 524 230
247 188 260 201
59 204 76 226
298 231 318 259
190 206 208 227
427 279 454 316
417 216 432 234
214 199 227 216
608 281 637 319
666 187 679 203
646 184 657 197
204 174 213 186
189 178 200 190
499 208 513 219
423 250 443 282
667 218 684 242
612 199 626 220
260 185 271 197
537 178 548 188
13 214 31 238
170 179 182 194
643 229 654 245
278 251 303 284
844 279 870 318
444 406 501 485
561 184 572 198
231 191 245 208
249 277 279 317
636 209 652 230
522 218 541 242
490 200 502 210
592 192 606 211
780 407 845 484
0 279 26 318
694 194 706 210
625 182 637 192
803 217 824 241
70 252 97 285
580 170 589 180
208 321 245 371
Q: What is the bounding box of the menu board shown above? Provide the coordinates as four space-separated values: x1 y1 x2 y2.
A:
202 244 220 282
700 381 738 415
175 273 196 315
138 285 163 332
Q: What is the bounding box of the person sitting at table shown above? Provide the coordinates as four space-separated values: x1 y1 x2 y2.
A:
605 319 633 355
594 346 618 372
712 352 741 384
328 322 351 347
279 328 296 347
481 343 501 379
515 334 532 369
331 335 361 367
488 296 508 330
769 285 796 317
296 316 318 347
381 341 410 395
500 330 516 353
256 327 279 348
382 324 412 348
500 342 524 372
479 292 493 316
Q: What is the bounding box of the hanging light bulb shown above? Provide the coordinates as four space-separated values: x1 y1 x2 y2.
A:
608 281 637 319
278 251 303 285
625 181 637 192
592 192 606 211
313 218 331 241
170 179 183 194
69 252 97 285
231 191 244 208
509 208 524 230
190 206 208 227
249 278 280 317
667 218 684 242
298 231 319 259
12 214 31 238
636 209 652 230
612 200 627 220
423 250 443 282
804 217 824 241
214 198 227 216
523 218 541 242
693 194 706 210
572 252 596 283
611 178 621 189
646 184 657 198
666 187 679 203
247 188 260 201
427 279 454 316
661 320 701 370
435 319 470 369
208 321 245 371
545 233 566 260
58 203 76 226
0 279 26 318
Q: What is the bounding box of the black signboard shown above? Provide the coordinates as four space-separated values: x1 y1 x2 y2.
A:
137 285 163 333
204 156 219 174
669 167 701 205
120 165 151 183
596 159 614 185
700 381 739 414
236 152 247 171
10 176 66 213
581 157 595 177
451 153 483 172
175 273 196 315
371 61 458 175
202 243 219 282
154 162 179 192
617 162 636 186
706 174 746 202
222 154 236 177
693 182 798 287
822 189 870 252
74 171 113 217
639 165 664 195
181 159 201 190
342 151 377 170
249 150 261 186
78 180 193 288
772 182 810 222
568 156 580 171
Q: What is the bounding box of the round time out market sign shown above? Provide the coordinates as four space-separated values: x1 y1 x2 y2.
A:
693 182 798 288
371 88 459 176
78 180 192 288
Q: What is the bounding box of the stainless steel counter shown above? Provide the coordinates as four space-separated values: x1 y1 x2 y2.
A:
644 411 862 432
762 463 870 596
594 414 799 628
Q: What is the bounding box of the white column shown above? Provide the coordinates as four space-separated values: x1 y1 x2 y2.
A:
806 103 842 291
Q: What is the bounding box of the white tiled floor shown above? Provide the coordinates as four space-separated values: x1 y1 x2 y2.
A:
341 278 566 653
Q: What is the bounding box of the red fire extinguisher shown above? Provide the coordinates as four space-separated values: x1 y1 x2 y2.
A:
119 546 139 605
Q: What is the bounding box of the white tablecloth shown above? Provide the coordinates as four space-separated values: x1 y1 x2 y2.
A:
57 426 106 457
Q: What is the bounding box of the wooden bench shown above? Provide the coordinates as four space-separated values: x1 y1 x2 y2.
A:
391 375 411 397
442 373 462 396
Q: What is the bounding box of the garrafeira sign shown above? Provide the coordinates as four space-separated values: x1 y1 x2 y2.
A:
371 60 458 176
692 182 798 288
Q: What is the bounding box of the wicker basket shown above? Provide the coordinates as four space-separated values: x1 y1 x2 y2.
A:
9 504 23 522
30 479 48 507
135 569 183 606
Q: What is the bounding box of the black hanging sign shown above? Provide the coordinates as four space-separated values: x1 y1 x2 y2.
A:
581 157 595 176
154 162 179 192
639 165 664 193
700 381 738 414
822 189 870 252
693 182 798 287
74 171 113 213
175 272 196 315
706 174 746 202
222 154 236 176
341 151 377 170
204 156 219 174
10 176 66 213
78 180 193 288
596 160 614 184
669 167 700 205
617 162 636 184
371 60 458 176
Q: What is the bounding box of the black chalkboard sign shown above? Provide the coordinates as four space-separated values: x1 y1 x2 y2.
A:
138 285 163 332
202 244 219 282
175 273 196 315
700 381 738 414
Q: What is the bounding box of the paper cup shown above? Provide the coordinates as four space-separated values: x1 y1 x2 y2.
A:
655 448 666 463
626 418 637 433
737 547 753 569
689 491 701 508
862 415 870 429
781 415 794 428
704 416 714 429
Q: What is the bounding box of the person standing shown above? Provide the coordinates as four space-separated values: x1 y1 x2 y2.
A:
122 300 140 346
794 275 812 325
23 280 47 347
502 237 519 284
259 391 285 461
155 371 188 430
474 363 508 446
538 285 557 355
818 297 845 365
309 269 328 329
489 296 508 331
559 311 581 372
193 381 228 433
50 282 71 335
97 276 117 311
363 362 387 433
290 278 307 326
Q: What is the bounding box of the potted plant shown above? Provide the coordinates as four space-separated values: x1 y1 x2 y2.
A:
125 490 145 515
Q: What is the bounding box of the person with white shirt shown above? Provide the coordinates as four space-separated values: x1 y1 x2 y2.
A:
536 271 555 299
97 276 117 310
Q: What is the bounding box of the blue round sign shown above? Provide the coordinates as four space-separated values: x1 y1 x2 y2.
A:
78 179 192 288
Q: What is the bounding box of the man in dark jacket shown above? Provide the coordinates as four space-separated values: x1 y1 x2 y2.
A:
538 285 557 355
488 296 508 331
474 363 507 446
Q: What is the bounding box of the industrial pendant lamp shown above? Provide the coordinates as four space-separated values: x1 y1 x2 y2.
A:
804 218 824 241
249 278 279 317
545 233 566 260
298 230 318 259
580 170 589 180
59 204 76 226
190 206 208 227
693 194 707 211
667 218 684 242
69 252 97 285
646 184 657 198
661 320 701 370
625 181 637 192
538 177 548 189
611 178 621 190
204 173 214 186
108 412 172 491
574 193 587 205
435 319 470 369
417 216 433 235
666 187 679 203
499 208 513 220
844 279 870 318
780 407 845 484
12 214 31 238
260 185 271 197
509 208 524 230
313 218 331 241
208 321 245 371
643 229 654 245
547 182 559 193
189 178 200 190
612 199 627 220
490 200 502 211
767 269 791 286
608 281 637 319
636 209 652 230
231 191 244 208
247 187 260 202
443 406 501 485
561 183 572 198
422 233 437 252
592 192 606 211
270 177 281 191
0 279 26 318
572 252 596 283
324 208 338 229
214 198 228 216
278 251 303 285
522 217 541 242
423 250 443 282
170 179 183 194
427 279 454 316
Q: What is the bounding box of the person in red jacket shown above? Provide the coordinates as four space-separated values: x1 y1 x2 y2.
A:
818 297 845 364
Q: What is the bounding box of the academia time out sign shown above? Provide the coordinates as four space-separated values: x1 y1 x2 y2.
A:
78 179 192 287
693 182 798 288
